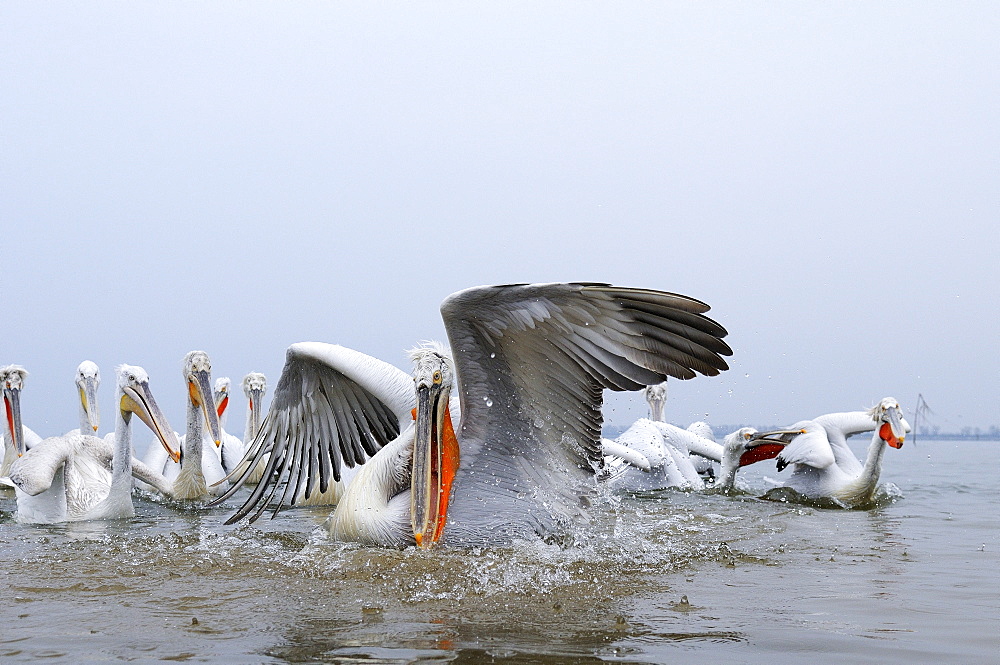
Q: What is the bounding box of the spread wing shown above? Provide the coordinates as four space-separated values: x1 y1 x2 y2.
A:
441 282 732 491
212 342 414 522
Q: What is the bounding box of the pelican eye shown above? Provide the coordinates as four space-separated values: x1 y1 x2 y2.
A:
432 371 442 384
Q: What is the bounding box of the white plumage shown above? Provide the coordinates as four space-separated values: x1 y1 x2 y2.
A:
600 383 722 491
737 398 910 506
8 364 179 522
141 351 224 499
1 366 44 483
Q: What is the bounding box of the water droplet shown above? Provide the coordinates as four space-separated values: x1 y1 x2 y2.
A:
486 399 493 407
744 373 750 378
490 353 496 358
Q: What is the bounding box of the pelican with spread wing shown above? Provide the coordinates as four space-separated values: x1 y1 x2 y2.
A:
745 397 909 506
215 283 732 547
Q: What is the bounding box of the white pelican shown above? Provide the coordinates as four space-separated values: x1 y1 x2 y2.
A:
211 377 243 473
214 282 732 548
1 365 43 481
213 373 268 477
747 397 908 507
141 351 223 499
643 381 667 421
600 419 705 490
713 427 778 490
64 361 102 437
810 407 911 478
8 364 180 523
599 386 662 474
216 345 412 511
233 372 269 483
600 384 722 491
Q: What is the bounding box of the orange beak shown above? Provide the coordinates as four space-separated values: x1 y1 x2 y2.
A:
739 443 785 467
411 388 460 549
216 394 229 418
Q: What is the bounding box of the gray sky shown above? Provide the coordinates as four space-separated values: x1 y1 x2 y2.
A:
2 3 997 437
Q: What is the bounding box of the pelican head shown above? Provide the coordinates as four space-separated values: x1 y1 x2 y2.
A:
743 424 815 467
643 381 668 422
214 377 231 420
1 365 28 456
723 426 787 468
183 351 222 447
408 342 459 549
870 397 905 449
117 364 180 463
76 360 101 432
242 372 267 437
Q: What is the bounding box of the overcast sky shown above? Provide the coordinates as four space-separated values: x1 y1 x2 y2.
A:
2 3 997 439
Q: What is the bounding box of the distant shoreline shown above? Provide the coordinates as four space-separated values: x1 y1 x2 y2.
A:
602 424 1000 442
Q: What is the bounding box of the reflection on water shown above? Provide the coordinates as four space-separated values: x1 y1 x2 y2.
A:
1 439 997 664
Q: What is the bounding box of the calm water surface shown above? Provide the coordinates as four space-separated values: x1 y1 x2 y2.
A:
2 438 997 664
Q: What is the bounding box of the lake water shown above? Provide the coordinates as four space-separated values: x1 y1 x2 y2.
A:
1 437 997 664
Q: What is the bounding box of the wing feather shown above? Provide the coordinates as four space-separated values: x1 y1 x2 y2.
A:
441 282 732 482
213 343 414 522
776 422 837 471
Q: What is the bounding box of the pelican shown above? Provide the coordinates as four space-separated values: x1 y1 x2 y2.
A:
1 365 43 481
713 427 778 490
216 345 415 511
215 282 732 548
141 351 223 499
8 364 180 523
600 381 670 473
600 383 722 491
234 372 270 483
213 372 268 478
810 407 911 477
748 397 908 507
644 381 668 421
600 418 705 490
211 377 243 473
64 361 102 437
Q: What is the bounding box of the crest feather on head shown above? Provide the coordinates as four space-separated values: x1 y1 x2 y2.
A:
866 396 900 421
0 364 28 379
406 340 453 366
